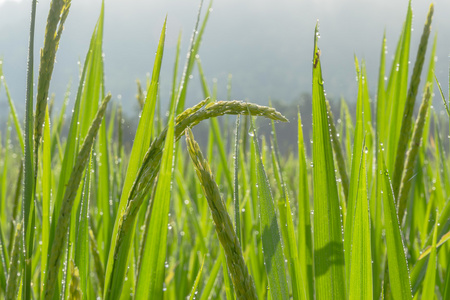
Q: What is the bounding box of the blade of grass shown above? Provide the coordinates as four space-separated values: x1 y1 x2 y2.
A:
349 145 373 300
50 3 103 260
249 117 288 300
103 19 166 299
43 93 111 300
200 256 222 300
1 75 24 154
221 247 235 300
22 1 37 298
134 93 175 299
297 108 313 300
326 100 349 202
411 191 450 293
397 85 432 223
344 56 364 285
5 222 22 300
341 100 354 169
186 128 257 299
189 256 205 300
196 57 233 190
74 157 92 299
271 134 305 300
312 24 346 299
386 0 412 172
418 230 450 260
234 115 241 245
176 0 212 114
376 31 387 152
97 97 112 262
392 4 434 198
373 32 387 300
34 0 71 153
89 229 105 294
40 106 51 295
380 154 412 300
443 251 450 299
421 212 439 298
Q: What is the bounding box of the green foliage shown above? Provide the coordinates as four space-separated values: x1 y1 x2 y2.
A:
0 1 448 299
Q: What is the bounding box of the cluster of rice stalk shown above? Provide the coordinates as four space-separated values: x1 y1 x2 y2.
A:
0 0 449 299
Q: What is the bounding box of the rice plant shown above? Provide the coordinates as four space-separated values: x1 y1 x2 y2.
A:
0 0 448 299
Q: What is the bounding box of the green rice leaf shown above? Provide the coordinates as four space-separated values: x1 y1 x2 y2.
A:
349 146 373 300
0 74 24 154
312 23 346 299
411 182 450 292
22 1 37 298
297 109 313 300
397 85 432 223
373 32 386 300
34 0 71 155
74 157 92 299
250 118 288 300
176 0 212 114
134 91 175 299
43 93 111 300
386 0 412 172
189 256 205 300
418 230 450 260
97 101 112 262
271 121 305 300
200 256 222 300
421 212 438 298
392 4 434 198
326 100 349 202
234 115 241 244
376 32 387 149
196 57 233 190
89 229 105 294
40 106 52 294
344 56 364 285
221 248 235 300
5 222 22 300
443 249 450 299
380 154 412 300
103 19 166 299
51 2 104 257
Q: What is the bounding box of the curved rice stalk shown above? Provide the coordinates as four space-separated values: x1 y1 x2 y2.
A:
186 128 257 300
107 100 286 299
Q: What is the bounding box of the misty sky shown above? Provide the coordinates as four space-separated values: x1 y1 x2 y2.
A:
0 0 449 115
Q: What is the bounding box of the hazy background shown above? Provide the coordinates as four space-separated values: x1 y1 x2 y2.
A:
0 0 448 117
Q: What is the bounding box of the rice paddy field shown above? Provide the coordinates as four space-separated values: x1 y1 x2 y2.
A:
0 0 449 299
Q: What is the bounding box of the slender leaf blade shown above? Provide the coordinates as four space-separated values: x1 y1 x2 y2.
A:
380 155 412 300
134 97 175 299
250 119 289 300
312 24 346 300
349 147 373 300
